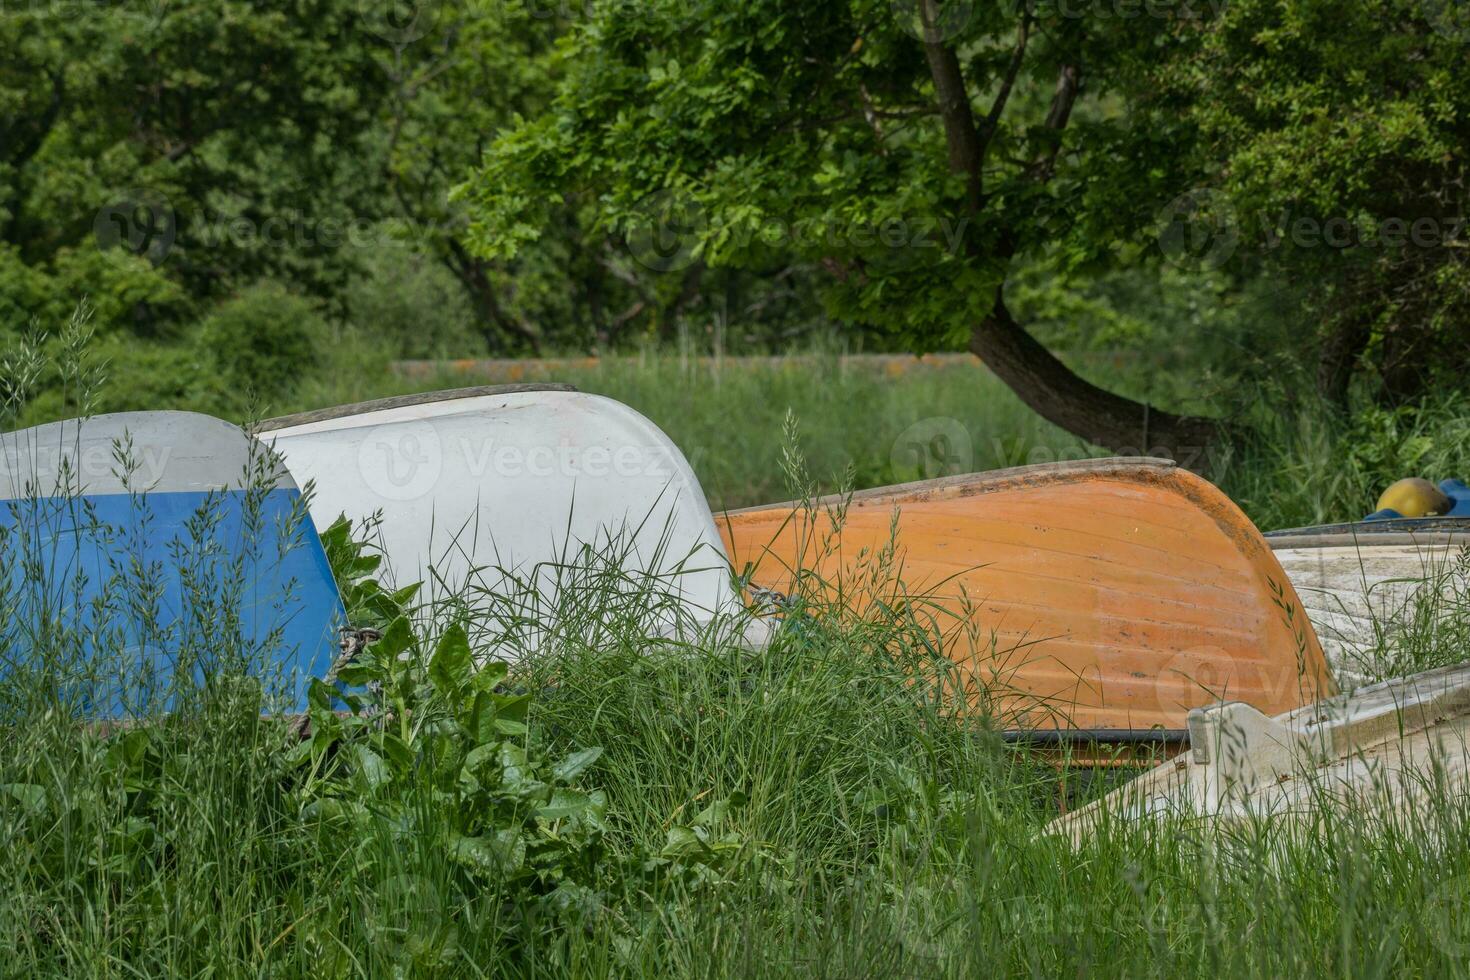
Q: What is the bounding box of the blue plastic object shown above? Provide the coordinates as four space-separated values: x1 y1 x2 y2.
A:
0 489 342 715
1362 479 1470 522
1442 479 1470 516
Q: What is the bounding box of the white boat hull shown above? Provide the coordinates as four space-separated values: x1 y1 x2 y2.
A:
1050 658 1470 843
1269 524 1470 687
259 386 747 643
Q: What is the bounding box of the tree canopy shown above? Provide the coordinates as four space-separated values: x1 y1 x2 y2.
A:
2 0 1465 448
1184 0 1470 406
1 0 387 332
465 0 1468 455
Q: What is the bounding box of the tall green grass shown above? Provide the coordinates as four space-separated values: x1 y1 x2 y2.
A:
11 518 1470 977
9 312 1470 976
6 430 1470 976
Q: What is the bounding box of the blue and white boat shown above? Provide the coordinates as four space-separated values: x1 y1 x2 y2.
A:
0 411 344 717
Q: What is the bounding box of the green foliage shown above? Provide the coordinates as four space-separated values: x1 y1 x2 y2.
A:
1227 392 1470 530
289 614 615 926
88 338 212 417
341 248 479 358
318 515 418 627
464 1 1201 352
0 0 413 419
303 516 769 956
1172 0 1470 403
1 0 387 345
7 0 1465 424
194 284 326 409
3 0 829 388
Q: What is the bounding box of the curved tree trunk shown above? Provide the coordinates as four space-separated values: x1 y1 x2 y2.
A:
970 292 1226 471
918 18 1230 473
1317 311 1371 411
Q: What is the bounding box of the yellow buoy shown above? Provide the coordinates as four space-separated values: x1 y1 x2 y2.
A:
1376 478 1452 518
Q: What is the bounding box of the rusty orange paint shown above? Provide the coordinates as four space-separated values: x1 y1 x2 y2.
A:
718 458 1336 735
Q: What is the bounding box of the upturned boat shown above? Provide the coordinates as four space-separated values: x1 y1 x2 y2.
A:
1049 657 1470 841
719 458 1337 746
0 411 343 713
1267 519 1470 688
259 385 747 641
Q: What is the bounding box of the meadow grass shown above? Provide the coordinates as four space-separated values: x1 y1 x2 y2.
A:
7 528 1470 977
6 442 1470 977
7 326 1470 976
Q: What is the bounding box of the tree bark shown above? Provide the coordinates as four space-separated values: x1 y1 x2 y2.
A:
969 291 1225 468
443 239 543 356
918 28 1230 468
1316 312 1371 411
921 35 984 214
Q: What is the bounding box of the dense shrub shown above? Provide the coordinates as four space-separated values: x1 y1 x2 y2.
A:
195 284 326 410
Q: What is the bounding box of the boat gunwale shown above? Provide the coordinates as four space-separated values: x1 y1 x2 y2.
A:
1267 519 1470 550
255 383 578 432
720 456 1178 514
1002 727 1188 746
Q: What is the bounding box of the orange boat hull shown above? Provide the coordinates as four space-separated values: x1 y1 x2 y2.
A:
718 459 1335 736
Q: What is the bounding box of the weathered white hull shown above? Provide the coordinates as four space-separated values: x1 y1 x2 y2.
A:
1268 524 1470 687
1050 658 1470 843
258 386 746 643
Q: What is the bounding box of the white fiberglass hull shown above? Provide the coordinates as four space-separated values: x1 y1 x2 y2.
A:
259 386 746 643
1268 522 1470 687
1050 658 1470 843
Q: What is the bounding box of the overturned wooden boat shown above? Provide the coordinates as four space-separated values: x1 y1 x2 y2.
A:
1049 658 1470 843
719 458 1336 745
259 386 747 640
1267 519 1470 689
0 411 344 714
